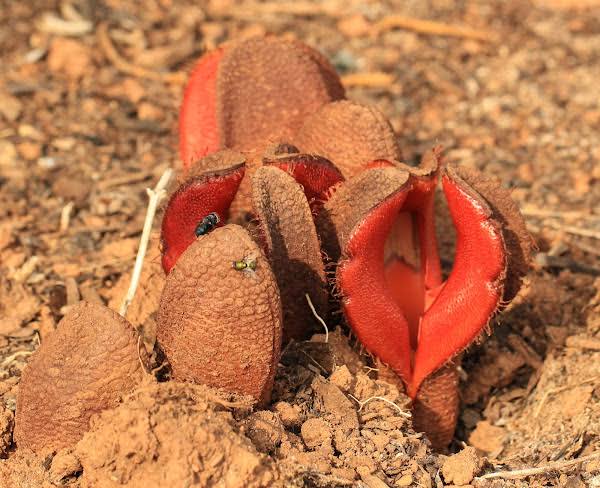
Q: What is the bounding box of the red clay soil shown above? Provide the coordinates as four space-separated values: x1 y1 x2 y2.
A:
1 0 599 486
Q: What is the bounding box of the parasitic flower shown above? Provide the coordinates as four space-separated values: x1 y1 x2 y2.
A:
178 36 344 171
157 224 283 404
15 36 535 457
170 36 532 448
159 147 341 345
178 36 345 221
317 148 531 448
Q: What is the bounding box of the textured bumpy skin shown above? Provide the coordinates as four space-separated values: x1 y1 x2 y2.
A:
179 37 345 169
411 364 460 450
252 166 328 343
294 100 401 178
14 302 145 453
157 225 282 403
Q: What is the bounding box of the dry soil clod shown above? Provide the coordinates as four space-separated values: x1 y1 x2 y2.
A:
157 225 282 404
251 165 329 343
14 301 146 453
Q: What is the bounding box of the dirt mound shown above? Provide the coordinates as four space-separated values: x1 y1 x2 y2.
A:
2 382 275 488
75 382 274 488
458 275 600 486
1 334 443 487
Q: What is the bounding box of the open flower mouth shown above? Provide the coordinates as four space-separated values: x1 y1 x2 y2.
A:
320 151 531 448
160 162 246 274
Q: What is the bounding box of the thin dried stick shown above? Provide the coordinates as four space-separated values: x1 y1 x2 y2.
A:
476 451 600 480
305 293 329 343
97 23 186 84
375 15 496 42
59 201 74 233
349 394 412 418
1 350 33 367
571 239 600 257
543 220 600 240
341 72 395 88
120 169 173 317
299 350 329 375
36 12 92 36
521 207 592 221
207 1 342 19
203 391 254 409
565 335 600 351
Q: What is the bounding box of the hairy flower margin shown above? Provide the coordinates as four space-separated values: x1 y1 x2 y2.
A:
161 36 533 449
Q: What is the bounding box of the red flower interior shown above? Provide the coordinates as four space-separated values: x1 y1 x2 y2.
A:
264 154 344 213
161 154 343 273
160 164 245 273
334 160 509 398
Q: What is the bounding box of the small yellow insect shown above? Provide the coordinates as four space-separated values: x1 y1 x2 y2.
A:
232 254 257 273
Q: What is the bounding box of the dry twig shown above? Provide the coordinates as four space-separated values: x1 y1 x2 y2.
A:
341 72 395 88
97 23 186 84
1 350 33 368
305 293 329 343
120 169 173 317
375 15 497 42
544 220 600 240
521 207 591 220
349 394 412 418
207 1 343 19
36 12 92 36
476 451 600 480
565 335 600 351
59 201 74 233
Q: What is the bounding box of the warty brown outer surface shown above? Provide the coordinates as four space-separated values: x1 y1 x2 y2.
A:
411 363 460 450
14 301 145 453
184 148 247 180
294 100 401 178
216 37 345 152
157 225 282 403
252 166 328 343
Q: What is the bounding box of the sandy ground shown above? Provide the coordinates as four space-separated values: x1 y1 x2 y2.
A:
1 0 599 486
